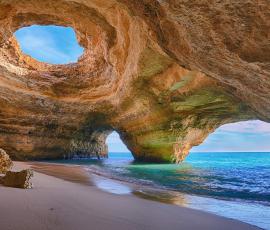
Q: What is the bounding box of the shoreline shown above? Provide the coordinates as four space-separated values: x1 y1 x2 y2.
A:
29 161 269 230
0 161 263 230
29 160 270 206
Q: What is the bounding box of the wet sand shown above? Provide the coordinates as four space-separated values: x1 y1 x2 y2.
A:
0 161 261 230
30 162 92 186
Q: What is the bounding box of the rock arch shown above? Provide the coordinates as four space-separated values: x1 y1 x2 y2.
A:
0 0 269 162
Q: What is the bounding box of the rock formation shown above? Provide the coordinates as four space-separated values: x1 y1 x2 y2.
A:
0 148 33 188
2 169 33 189
0 0 269 162
0 148 13 174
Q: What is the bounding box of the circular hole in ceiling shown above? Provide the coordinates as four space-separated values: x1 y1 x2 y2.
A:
14 25 84 65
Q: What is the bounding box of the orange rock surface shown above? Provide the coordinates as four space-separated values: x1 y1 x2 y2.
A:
0 0 269 162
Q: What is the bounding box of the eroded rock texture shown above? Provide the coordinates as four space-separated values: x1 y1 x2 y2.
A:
2 169 33 188
0 0 269 162
0 148 13 174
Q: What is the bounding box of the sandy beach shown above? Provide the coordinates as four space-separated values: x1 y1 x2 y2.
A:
0 162 261 230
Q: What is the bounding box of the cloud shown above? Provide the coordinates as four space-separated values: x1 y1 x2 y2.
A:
192 120 270 152
17 33 70 63
218 120 270 134
14 25 83 64
106 121 270 153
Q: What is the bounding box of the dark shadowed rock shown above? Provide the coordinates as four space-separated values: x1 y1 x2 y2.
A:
0 148 13 174
0 0 268 163
3 169 33 189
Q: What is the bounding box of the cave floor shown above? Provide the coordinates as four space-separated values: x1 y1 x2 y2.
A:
0 162 260 230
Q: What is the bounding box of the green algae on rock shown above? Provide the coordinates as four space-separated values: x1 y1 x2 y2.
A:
0 0 268 163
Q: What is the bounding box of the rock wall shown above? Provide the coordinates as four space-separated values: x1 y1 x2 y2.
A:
0 0 269 162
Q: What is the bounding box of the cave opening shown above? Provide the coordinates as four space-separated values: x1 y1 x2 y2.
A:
191 120 270 153
106 131 133 159
14 25 84 64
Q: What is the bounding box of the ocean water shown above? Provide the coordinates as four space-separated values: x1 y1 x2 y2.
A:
50 152 270 229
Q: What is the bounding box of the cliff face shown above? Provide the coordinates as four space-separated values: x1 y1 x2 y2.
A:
0 0 269 162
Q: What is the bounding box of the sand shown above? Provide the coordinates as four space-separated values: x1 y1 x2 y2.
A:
0 162 260 230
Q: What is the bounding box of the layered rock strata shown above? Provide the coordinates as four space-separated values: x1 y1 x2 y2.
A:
0 0 269 162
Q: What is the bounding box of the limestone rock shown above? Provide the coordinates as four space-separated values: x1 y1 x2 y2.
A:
0 1 268 162
2 169 33 189
0 148 13 174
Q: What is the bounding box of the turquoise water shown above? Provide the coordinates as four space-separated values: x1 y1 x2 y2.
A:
50 152 270 229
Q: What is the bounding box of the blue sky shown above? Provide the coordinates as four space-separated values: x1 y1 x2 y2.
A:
15 25 84 64
15 25 270 153
106 132 130 152
106 120 270 152
191 120 270 152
